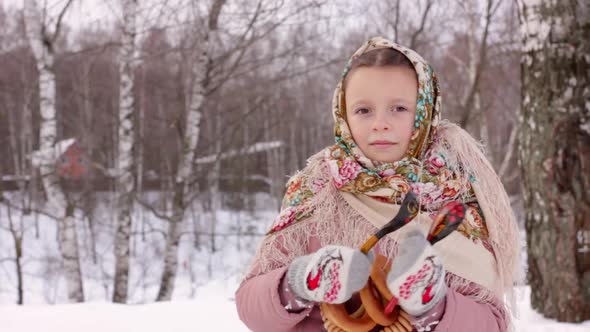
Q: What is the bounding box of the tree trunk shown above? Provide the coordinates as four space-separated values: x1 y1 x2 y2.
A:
6 204 24 305
15 235 24 305
136 65 145 247
209 112 222 254
24 0 84 303
517 0 590 322
113 0 138 304
156 180 183 301
22 69 34 215
61 204 84 302
80 61 98 265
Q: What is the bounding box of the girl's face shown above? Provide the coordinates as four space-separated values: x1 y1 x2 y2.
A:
344 66 417 163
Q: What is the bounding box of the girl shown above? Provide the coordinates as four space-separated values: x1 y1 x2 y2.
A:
236 37 520 332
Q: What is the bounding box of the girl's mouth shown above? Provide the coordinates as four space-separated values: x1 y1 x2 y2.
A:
370 141 397 150
370 140 396 146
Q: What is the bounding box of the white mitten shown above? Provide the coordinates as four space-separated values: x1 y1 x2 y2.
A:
387 230 447 316
286 245 371 304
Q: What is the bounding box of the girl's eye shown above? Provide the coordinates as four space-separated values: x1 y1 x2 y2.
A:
355 108 370 115
392 106 408 112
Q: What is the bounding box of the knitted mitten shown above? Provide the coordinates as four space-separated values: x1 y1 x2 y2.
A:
286 245 371 304
387 230 447 316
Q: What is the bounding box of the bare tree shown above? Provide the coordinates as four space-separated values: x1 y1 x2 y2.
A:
156 0 227 301
24 0 84 303
113 0 138 304
517 0 590 322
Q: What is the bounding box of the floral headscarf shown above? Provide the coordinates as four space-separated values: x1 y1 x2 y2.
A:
335 37 441 162
269 37 476 234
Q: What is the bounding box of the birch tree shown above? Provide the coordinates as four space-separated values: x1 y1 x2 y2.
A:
517 0 590 322
156 0 227 301
24 0 84 302
113 0 138 303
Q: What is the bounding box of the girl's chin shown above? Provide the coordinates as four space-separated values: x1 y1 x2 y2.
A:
374 159 402 163
360 144 405 163
367 152 403 163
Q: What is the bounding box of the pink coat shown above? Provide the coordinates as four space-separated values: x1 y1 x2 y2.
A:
236 238 508 332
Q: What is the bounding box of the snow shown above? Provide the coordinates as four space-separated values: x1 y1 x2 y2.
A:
514 287 590 332
0 282 589 332
0 278 245 332
1 193 589 331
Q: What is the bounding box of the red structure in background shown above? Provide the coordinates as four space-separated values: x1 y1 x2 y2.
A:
56 142 86 179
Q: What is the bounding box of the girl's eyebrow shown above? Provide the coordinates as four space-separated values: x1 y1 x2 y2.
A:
348 99 372 107
349 98 412 107
389 97 413 104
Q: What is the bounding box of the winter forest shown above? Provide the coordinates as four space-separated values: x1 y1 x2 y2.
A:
0 0 588 331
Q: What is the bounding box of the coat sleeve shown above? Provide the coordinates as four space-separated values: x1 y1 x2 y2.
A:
235 265 313 332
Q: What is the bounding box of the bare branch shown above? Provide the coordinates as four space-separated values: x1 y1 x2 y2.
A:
459 0 501 128
51 0 75 43
0 197 62 221
135 196 174 222
393 0 400 43
409 0 435 50
212 1 318 71
216 3 263 62
208 0 227 30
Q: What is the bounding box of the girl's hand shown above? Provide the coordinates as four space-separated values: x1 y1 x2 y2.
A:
286 245 371 304
387 230 447 316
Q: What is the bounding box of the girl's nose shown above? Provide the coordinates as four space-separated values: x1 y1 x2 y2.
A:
372 111 390 131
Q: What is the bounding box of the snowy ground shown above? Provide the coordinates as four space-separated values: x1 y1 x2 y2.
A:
0 193 589 331
1 281 589 332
